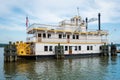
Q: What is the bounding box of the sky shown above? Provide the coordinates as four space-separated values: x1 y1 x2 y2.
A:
0 0 120 44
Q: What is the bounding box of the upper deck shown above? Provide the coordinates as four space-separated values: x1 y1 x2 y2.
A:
27 23 108 35
27 15 108 35
26 15 108 44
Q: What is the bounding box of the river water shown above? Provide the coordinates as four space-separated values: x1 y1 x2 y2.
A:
1 48 120 80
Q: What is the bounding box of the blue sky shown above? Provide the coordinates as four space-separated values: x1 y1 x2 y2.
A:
0 0 120 43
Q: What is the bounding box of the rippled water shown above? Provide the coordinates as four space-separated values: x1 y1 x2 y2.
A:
1 48 120 80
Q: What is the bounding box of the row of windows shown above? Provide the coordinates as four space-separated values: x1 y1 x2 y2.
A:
73 35 79 39
44 45 93 51
38 33 51 38
38 33 86 39
59 34 79 39
44 46 53 51
71 18 81 22
64 46 81 51
87 46 93 50
38 33 97 40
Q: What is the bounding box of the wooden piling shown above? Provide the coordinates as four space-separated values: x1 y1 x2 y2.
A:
111 43 117 56
4 41 17 62
55 43 64 59
100 44 109 56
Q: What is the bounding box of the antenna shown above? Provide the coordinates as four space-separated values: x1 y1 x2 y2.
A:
77 7 79 16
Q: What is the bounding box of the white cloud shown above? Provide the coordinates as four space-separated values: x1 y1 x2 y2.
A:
0 0 120 44
0 24 25 31
0 0 120 25
76 0 120 23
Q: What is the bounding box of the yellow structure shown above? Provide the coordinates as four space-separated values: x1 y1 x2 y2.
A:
15 41 31 56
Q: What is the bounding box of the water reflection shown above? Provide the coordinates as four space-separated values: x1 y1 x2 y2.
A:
4 61 37 80
111 56 117 62
99 56 109 66
3 56 120 80
4 62 17 79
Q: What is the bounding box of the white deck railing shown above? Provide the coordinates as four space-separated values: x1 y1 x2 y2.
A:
27 23 108 34
27 36 107 43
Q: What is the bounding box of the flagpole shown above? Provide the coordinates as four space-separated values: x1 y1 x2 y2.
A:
26 16 29 41
26 16 28 29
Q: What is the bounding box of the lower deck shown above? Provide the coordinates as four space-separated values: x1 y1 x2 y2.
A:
18 53 100 60
33 43 103 56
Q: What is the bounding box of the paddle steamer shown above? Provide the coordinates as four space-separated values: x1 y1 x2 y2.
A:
21 13 108 58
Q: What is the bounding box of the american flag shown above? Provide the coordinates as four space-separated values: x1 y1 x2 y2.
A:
26 16 29 27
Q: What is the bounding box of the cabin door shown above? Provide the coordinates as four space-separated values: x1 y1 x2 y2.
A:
38 33 41 42
69 46 72 54
67 35 70 43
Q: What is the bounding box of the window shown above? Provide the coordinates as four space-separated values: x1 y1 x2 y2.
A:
87 46 89 50
59 34 62 39
100 46 102 50
79 46 81 50
76 18 78 21
44 46 48 51
87 46 93 50
75 46 77 51
49 46 52 51
63 34 66 38
73 35 75 39
43 33 46 38
71 19 74 22
76 35 79 39
48 34 51 38
65 46 68 51
38 33 41 37
90 46 93 50
67 35 70 39
69 46 72 50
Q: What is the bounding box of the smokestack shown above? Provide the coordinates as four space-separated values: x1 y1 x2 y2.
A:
85 17 88 30
98 13 101 30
